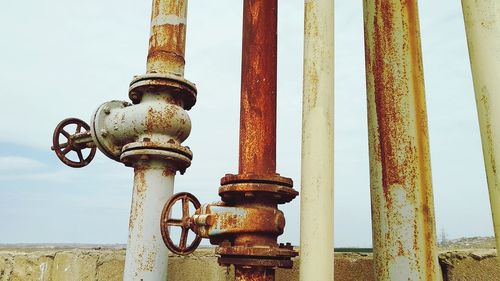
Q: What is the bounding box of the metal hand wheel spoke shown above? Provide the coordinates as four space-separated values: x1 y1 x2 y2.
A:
62 146 72 155
61 130 70 139
166 218 183 226
52 118 96 168
76 150 84 162
179 227 188 249
160 192 202 255
182 196 190 218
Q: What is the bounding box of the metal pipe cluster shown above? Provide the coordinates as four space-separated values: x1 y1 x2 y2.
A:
51 0 500 280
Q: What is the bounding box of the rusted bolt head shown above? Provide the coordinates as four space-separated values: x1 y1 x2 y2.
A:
100 129 108 137
103 106 111 114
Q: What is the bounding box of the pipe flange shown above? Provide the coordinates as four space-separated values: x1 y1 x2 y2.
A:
221 173 293 187
121 148 191 173
91 100 132 161
219 183 298 205
129 73 197 110
122 141 193 160
219 173 298 204
216 244 297 269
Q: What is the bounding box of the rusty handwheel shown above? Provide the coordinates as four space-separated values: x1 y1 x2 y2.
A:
161 192 202 255
52 118 96 168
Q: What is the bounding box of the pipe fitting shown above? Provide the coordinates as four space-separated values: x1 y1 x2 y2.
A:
91 84 193 172
192 203 286 244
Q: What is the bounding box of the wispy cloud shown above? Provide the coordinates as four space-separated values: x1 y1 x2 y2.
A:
0 156 45 171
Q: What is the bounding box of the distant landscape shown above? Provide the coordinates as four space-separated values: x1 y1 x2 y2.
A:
439 236 496 250
0 236 496 253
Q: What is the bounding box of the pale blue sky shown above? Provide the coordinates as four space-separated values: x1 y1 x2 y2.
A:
0 1 493 247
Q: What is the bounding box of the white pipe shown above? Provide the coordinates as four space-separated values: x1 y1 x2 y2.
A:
299 0 334 280
462 0 500 254
124 160 175 280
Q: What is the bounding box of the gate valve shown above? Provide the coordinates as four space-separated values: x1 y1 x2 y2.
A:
160 192 290 259
51 118 96 168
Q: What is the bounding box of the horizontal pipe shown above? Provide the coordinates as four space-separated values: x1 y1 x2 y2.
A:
362 0 442 280
462 0 500 254
299 0 334 280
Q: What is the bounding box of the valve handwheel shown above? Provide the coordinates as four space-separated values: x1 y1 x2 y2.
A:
52 118 96 168
161 192 202 255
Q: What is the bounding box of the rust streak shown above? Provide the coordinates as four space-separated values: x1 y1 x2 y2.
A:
147 0 187 75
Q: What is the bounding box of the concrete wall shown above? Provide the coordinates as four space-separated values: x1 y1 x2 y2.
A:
0 247 498 280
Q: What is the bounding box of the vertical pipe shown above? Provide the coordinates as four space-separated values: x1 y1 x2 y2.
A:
235 267 275 281
362 0 442 280
238 0 277 175
147 0 188 75
462 0 500 254
124 160 175 280
299 0 334 280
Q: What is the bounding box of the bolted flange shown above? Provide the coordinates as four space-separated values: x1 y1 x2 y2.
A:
129 73 197 110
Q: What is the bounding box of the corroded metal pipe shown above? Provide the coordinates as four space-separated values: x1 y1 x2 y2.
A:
124 160 175 281
238 0 277 175
462 0 500 255
147 0 188 75
299 0 334 280
362 0 442 280
158 0 297 279
50 0 196 280
235 267 275 281
121 0 193 279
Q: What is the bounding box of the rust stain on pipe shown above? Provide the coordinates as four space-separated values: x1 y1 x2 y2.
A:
235 266 275 281
363 0 441 280
157 0 297 278
147 0 187 75
239 0 277 175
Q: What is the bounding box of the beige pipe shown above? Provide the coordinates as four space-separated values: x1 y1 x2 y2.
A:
462 0 500 255
299 0 334 280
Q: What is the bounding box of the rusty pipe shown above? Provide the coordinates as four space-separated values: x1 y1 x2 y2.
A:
362 0 442 280
238 0 277 175
158 0 297 279
123 160 176 280
147 0 188 75
235 267 275 281
50 0 197 279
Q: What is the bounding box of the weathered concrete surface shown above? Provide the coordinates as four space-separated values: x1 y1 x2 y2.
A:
440 249 500 281
0 246 498 280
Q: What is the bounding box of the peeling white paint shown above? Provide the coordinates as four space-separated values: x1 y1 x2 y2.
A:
151 14 186 27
